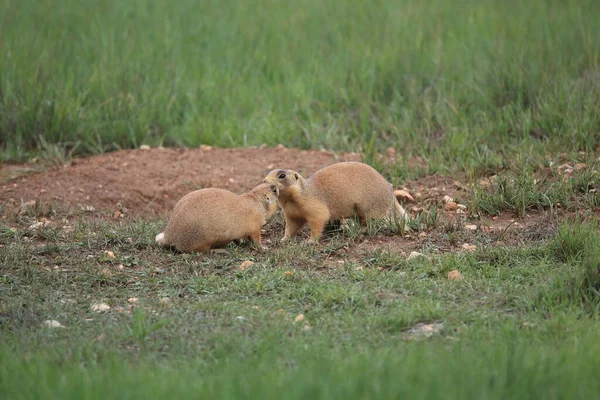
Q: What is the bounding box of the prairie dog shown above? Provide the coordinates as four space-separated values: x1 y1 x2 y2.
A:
155 183 279 252
263 161 408 242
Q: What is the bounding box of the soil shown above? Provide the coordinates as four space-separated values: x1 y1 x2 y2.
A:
1 146 556 255
0 146 462 217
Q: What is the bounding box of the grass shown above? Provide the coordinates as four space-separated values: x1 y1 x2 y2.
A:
2 0 600 397
468 158 600 216
1 0 600 172
2 204 600 398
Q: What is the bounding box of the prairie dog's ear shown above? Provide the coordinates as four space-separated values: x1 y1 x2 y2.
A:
294 173 300 181
270 184 279 196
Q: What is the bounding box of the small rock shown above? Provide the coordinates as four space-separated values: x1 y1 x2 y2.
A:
159 298 170 304
236 316 246 321
266 164 274 170
461 243 477 252
394 189 416 203
42 320 64 328
275 144 287 150
302 324 312 331
443 195 454 204
386 147 397 158
465 224 477 231
479 178 491 187
284 271 293 276
418 232 427 238
139 145 151 151
407 251 425 261
200 144 213 151
294 313 305 323
104 250 116 259
403 322 444 339
91 303 110 313
448 270 463 280
28 220 51 230
457 204 467 210
239 260 255 271
445 202 458 211
92 333 106 342
127 297 138 304
23 200 37 208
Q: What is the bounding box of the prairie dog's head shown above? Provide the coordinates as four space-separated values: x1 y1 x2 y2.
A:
263 169 303 193
249 183 280 219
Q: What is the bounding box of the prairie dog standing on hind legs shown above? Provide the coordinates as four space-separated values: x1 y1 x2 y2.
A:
155 183 279 253
263 161 409 243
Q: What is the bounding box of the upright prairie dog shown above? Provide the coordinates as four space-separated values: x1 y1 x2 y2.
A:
263 161 408 242
155 183 279 252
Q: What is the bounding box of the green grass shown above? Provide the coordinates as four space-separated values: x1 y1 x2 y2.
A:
3 0 600 396
1 0 600 171
468 158 600 216
2 206 600 398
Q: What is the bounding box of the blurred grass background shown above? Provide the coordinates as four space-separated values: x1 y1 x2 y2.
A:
0 0 599 170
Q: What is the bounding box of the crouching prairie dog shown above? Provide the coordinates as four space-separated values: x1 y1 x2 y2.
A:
263 161 408 242
155 183 279 252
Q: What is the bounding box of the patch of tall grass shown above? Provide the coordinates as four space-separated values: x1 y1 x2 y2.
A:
1 0 599 166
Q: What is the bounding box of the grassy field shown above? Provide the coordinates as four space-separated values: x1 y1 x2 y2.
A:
2 0 600 398
2 201 600 398
1 0 600 169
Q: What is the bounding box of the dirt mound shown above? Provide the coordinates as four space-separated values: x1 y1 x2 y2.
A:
2 146 557 255
1 146 366 216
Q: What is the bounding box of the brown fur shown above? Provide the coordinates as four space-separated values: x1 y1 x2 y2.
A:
155 183 279 252
263 161 408 242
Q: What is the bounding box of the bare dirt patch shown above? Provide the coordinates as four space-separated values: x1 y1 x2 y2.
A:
1 146 363 216
1 146 466 217
1 146 560 255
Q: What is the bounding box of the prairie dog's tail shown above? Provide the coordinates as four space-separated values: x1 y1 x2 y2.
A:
390 198 410 232
155 232 167 245
394 200 408 222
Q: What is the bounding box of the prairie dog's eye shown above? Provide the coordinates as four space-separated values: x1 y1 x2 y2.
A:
278 173 286 179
